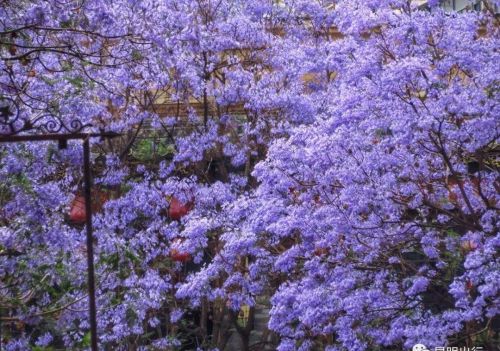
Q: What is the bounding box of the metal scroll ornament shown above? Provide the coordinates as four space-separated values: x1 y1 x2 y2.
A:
0 96 91 135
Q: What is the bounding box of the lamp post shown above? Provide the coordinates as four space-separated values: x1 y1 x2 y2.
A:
0 98 119 351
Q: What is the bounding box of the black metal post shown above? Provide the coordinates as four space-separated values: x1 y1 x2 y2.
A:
83 138 98 351
0 306 3 351
0 132 119 350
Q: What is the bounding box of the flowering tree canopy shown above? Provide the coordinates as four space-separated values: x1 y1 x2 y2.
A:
0 0 498 350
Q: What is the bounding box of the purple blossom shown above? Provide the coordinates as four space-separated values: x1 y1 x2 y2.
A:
0 0 498 350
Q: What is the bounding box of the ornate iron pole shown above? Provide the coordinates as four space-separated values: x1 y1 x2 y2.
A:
0 98 119 351
83 137 98 351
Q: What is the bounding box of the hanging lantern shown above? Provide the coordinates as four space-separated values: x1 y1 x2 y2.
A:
170 248 191 263
68 190 109 224
170 238 191 262
168 196 194 221
69 195 87 224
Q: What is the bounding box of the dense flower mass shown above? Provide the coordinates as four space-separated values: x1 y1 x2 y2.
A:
0 0 498 350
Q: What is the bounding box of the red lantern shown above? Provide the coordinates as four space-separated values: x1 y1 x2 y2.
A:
170 239 191 262
68 191 109 224
170 249 191 262
69 195 87 224
168 197 193 221
466 279 474 291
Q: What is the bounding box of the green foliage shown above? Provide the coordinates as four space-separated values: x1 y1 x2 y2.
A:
31 347 55 351
131 49 143 61
81 332 91 348
130 138 175 162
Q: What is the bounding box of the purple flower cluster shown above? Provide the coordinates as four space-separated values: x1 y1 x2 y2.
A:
0 0 498 350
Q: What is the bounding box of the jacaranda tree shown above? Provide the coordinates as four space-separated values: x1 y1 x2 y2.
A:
0 0 498 350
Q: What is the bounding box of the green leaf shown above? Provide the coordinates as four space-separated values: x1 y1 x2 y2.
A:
81 331 91 348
